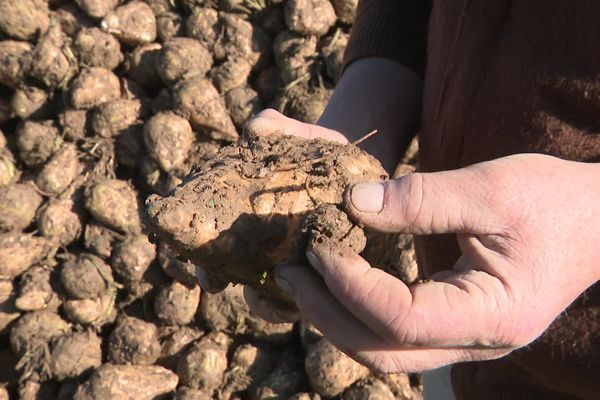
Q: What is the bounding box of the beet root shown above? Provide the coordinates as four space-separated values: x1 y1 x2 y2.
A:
172 76 238 141
212 13 271 69
35 143 80 195
251 346 305 400
101 1 157 47
284 0 336 36
0 183 43 232
156 12 183 42
154 281 200 326
11 85 50 120
0 279 21 334
50 331 102 381
63 288 118 328
126 43 163 89
176 332 230 393
74 364 179 400
83 221 121 259
55 3 95 37
15 265 60 312
221 343 278 396
158 326 203 371
85 178 142 234
321 30 348 82
157 37 212 86
146 134 386 304
144 112 194 175
74 27 123 71
16 120 62 168
91 99 143 138
158 243 197 285
70 68 121 109
273 31 317 84
58 109 89 140
75 0 119 18
108 315 161 365
174 387 211 400
0 41 33 89
277 84 332 124
186 8 218 49
225 85 262 128
29 24 75 89
304 338 369 397
200 285 294 344
111 233 157 289
10 311 70 381
0 0 50 41
0 233 53 279
211 57 252 94
342 378 397 400
60 253 114 300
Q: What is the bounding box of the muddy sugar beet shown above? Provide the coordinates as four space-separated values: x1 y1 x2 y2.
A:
146 134 387 305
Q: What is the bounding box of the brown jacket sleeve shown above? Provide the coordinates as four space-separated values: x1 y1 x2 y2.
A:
343 0 432 77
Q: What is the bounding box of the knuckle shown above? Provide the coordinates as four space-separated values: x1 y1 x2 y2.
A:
470 161 519 216
256 108 281 119
397 173 425 231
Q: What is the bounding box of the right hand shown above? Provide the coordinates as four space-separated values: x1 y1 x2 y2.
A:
196 109 349 323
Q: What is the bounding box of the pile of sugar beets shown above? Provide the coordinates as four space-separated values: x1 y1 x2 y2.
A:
0 0 422 398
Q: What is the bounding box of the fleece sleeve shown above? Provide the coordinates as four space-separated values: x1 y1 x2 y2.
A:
343 0 433 78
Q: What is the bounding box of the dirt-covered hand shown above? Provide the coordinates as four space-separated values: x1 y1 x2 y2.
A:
274 154 600 372
195 109 349 323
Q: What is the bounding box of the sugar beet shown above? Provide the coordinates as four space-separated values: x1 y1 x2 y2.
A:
176 332 230 392
74 364 178 400
146 134 386 304
85 178 142 234
172 76 238 141
50 331 102 381
70 68 121 109
0 0 50 41
60 253 114 300
101 1 157 47
108 315 162 365
157 37 212 86
154 281 200 326
0 183 43 232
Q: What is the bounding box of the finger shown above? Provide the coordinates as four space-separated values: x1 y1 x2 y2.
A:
344 165 505 235
307 244 518 349
244 109 349 144
274 263 511 372
195 267 228 294
242 286 300 324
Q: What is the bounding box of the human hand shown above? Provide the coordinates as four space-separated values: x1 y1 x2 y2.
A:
273 154 600 372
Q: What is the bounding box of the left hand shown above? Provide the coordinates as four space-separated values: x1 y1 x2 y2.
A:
273 154 600 373
197 109 348 323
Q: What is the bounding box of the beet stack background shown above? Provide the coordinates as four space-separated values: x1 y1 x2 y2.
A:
0 0 421 398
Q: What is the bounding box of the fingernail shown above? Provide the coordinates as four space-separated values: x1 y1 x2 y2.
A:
275 276 295 297
306 250 324 275
350 182 384 213
196 268 223 293
196 267 208 285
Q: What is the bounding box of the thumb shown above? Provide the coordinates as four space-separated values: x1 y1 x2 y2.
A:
344 164 504 235
244 109 348 144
